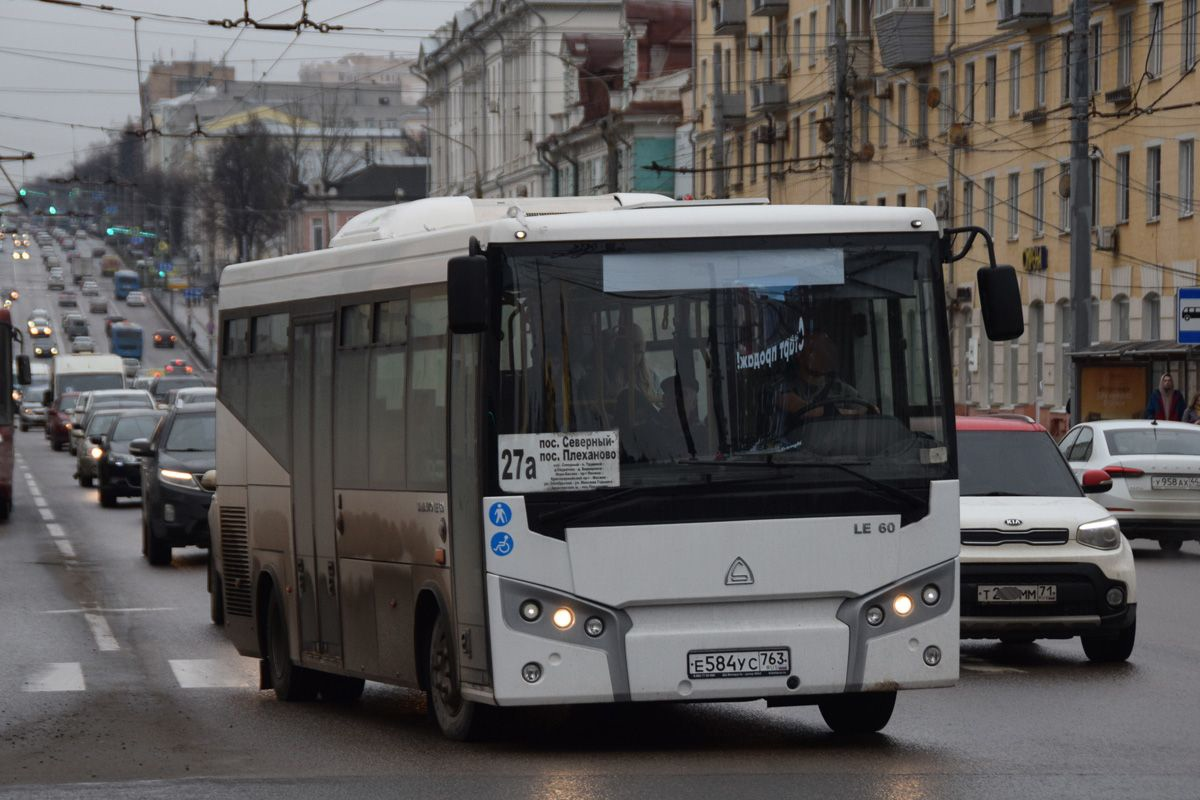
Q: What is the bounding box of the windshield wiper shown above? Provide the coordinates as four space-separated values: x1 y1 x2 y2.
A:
777 461 927 510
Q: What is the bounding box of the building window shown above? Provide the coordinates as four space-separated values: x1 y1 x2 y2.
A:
1180 139 1195 217
858 95 870 147
1144 293 1161 340
898 83 909 142
792 117 801 159
938 69 952 133
1117 13 1133 88
1056 300 1071 405
1089 23 1102 95
1007 338 1020 406
1033 167 1045 236
1112 296 1130 342
1186 0 1198 72
792 17 801 59
985 56 997 121
1029 302 1044 402
984 176 996 235
917 188 928 210
1035 41 1048 108
808 110 818 155
736 135 745 186
1090 156 1101 229
983 336 994 407
964 62 976 123
897 192 907 206
1149 3 1164 78
311 217 325 251
1061 33 1072 104
963 180 975 226
879 92 889 148
809 10 818 66
1009 48 1022 116
1089 297 1100 344
918 84 929 141
1007 172 1020 240
699 147 707 197
1116 151 1130 223
1059 162 1071 233
936 185 949 223
1148 145 1162 220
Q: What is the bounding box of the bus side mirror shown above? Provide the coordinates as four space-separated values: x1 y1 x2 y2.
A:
448 255 490 334
15 355 31 386
977 265 1024 341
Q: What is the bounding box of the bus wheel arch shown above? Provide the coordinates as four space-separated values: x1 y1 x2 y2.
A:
413 589 442 693
255 571 278 660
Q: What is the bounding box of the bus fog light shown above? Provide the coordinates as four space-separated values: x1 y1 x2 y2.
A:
519 599 541 622
921 584 940 606
923 646 942 666
1106 587 1125 607
521 662 542 683
865 605 885 626
551 607 575 630
893 594 914 617
584 616 604 637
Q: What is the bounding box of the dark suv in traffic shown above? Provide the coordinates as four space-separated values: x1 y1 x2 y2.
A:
132 402 215 565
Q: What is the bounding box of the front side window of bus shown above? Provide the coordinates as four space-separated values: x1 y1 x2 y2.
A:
499 238 949 489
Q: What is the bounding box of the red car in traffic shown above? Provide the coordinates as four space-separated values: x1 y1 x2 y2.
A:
45 391 80 451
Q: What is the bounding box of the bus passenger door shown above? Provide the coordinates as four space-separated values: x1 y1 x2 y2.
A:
292 319 342 662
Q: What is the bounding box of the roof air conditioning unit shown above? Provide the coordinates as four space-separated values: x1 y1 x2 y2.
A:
1095 226 1118 252
873 78 892 99
747 35 763 52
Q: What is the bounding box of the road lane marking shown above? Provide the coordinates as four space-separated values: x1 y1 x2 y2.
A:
38 508 56 522
22 662 86 692
46 523 65 538
168 659 256 689
83 612 120 652
54 539 77 559
33 495 47 508
26 484 41 498
42 607 177 614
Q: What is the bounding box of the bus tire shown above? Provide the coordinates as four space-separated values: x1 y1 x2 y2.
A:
818 690 897 735
318 673 365 703
427 614 488 740
266 592 318 702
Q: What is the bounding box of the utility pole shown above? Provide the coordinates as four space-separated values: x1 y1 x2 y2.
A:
712 45 726 199
1069 0 1091 425
831 18 848 205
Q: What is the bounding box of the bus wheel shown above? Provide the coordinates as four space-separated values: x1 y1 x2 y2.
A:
818 691 897 735
428 614 487 740
266 592 318 701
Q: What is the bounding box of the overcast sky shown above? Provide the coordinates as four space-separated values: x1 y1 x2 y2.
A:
0 0 467 185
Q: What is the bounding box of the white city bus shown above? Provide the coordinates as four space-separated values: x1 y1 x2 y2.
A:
209 195 1020 738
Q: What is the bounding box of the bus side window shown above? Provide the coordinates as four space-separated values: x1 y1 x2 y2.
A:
408 288 448 489
369 299 408 489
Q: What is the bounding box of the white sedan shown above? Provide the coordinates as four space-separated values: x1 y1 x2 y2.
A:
1060 419 1200 553
125 290 146 307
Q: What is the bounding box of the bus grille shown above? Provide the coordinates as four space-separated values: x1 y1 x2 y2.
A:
220 506 253 617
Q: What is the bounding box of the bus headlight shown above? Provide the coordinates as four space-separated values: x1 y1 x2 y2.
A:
551 607 575 630
892 594 915 617
1078 518 1121 550
89 446 103 460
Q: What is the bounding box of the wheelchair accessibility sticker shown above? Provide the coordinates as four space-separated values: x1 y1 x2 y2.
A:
490 531 514 557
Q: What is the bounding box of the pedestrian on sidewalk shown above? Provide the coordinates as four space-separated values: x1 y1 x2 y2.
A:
1145 373 1186 421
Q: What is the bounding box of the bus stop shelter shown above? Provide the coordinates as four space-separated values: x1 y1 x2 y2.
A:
1069 340 1198 422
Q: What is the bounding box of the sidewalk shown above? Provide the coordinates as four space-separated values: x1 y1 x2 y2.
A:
150 287 217 371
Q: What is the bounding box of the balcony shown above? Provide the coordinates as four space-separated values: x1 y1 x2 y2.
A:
874 1 934 69
719 91 747 123
712 0 745 34
751 80 788 112
828 36 875 91
998 0 1052 30
750 0 787 17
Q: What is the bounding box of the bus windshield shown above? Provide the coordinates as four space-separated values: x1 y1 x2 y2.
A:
495 235 952 523
57 372 124 395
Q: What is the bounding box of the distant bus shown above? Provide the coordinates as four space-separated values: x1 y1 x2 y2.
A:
110 323 144 359
113 269 141 300
100 255 123 277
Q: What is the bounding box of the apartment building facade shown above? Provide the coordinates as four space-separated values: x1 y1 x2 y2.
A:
695 0 1199 430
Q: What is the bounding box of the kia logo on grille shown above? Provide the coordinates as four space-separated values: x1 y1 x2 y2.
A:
1004 518 1022 527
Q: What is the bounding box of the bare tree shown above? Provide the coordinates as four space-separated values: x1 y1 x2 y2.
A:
210 119 291 263
315 89 363 185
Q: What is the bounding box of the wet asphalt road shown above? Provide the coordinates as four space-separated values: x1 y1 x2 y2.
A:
2 425 1198 800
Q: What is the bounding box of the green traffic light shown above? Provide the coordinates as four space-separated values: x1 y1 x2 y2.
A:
48 205 57 215
106 227 114 236
18 188 26 197
157 270 165 278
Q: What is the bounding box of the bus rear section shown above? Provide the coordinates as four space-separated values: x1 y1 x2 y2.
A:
0 309 20 520
113 270 140 300
209 198 1021 740
110 323 144 359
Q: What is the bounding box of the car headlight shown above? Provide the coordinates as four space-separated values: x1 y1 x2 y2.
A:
159 468 199 489
1078 517 1122 550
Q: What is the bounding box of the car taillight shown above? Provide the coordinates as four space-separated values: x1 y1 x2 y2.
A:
1103 465 1145 478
